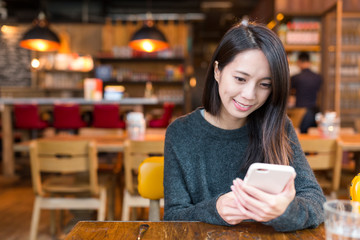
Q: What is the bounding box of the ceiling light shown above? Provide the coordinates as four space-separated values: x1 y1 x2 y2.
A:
19 12 60 52
129 20 169 53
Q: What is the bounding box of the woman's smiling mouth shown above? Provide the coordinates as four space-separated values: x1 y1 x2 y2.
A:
233 99 253 111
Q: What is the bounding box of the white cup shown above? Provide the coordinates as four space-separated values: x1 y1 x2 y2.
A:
126 112 146 140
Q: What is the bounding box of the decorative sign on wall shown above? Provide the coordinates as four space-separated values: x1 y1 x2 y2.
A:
0 25 31 86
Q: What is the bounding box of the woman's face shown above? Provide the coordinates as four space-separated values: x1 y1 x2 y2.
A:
214 49 272 128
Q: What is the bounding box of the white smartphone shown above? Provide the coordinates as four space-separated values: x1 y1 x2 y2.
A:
243 163 295 194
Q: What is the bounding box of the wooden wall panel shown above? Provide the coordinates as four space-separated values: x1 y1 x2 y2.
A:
275 0 337 15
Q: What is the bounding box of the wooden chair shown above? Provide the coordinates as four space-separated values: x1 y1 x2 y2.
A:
78 127 124 136
287 107 307 129
138 156 164 221
122 139 164 221
29 140 107 240
78 127 124 220
299 138 340 196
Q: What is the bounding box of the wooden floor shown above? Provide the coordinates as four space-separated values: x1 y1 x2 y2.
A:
0 158 356 240
0 156 157 240
0 159 126 240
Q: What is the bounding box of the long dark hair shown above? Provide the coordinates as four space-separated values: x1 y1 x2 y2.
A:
202 21 292 166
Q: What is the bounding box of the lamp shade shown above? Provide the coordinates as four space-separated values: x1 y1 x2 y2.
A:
129 24 169 53
19 13 60 52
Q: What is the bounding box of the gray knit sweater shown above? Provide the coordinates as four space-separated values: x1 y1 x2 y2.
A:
163 108 326 232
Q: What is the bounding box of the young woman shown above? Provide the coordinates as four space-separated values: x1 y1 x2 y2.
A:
163 21 326 232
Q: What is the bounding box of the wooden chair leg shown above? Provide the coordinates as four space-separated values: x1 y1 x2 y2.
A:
50 210 56 237
121 190 130 221
29 197 41 240
107 175 115 221
98 187 107 221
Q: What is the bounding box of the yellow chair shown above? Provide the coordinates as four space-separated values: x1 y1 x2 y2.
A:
29 140 107 240
350 173 360 202
138 156 164 221
122 139 164 221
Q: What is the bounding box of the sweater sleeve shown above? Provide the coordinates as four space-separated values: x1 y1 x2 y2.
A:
163 133 229 225
262 123 326 231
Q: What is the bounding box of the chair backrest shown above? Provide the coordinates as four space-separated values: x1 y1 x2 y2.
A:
93 104 125 128
299 138 338 190
308 127 355 136
124 139 164 195
14 104 44 128
161 102 175 121
29 140 99 196
138 156 164 200
79 127 124 136
287 107 307 129
53 104 86 129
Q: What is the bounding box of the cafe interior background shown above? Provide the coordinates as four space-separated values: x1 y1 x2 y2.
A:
1 0 360 239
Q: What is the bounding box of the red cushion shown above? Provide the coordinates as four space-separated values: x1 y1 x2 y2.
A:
14 104 48 129
148 102 175 128
93 104 126 129
53 104 87 129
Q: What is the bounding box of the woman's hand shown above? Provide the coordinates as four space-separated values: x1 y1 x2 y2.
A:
231 174 296 222
216 191 249 225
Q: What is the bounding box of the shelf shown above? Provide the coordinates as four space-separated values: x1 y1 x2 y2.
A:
341 109 360 114
96 57 185 63
38 69 93 73
341 77 360 82
327 45 360 52
104 80 184 85
41 88 83 91
284 45 321 52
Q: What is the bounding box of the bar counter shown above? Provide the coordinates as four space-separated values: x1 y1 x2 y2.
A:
0 97 160 105
0 97 166 178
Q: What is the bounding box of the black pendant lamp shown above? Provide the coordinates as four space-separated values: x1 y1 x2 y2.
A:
20 12 60 52
129 20 169 53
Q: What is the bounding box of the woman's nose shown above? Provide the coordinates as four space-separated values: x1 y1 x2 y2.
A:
241 83 256 100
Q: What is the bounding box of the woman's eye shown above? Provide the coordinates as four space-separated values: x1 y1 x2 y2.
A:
235 76 246 82
260 83 272 89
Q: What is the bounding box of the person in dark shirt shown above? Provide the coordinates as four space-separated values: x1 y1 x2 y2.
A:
291 51 323 133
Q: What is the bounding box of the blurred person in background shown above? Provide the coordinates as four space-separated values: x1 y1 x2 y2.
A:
291 51 323 133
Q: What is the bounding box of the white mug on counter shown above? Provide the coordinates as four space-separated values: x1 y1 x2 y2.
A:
126 112 146 140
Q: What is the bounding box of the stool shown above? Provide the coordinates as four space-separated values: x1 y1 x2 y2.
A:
149 102 175 128
53 104 87 133
138 156 164 221
13 104 48 139
93 104 126 129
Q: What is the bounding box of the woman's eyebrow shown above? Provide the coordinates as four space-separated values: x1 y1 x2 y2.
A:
235 70 272 80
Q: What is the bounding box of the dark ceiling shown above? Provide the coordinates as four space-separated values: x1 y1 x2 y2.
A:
2 0 273 42
3 0 262 22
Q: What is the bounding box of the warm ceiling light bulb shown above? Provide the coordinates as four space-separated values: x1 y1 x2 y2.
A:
31 58 40 69
141 40 155 52
129 20 169 53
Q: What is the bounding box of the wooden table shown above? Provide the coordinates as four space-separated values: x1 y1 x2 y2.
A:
0 97 164 178
13 129 166 153
337 134 360 173
65 221 326 239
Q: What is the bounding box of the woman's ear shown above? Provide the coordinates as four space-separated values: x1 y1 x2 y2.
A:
214 61 220 82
